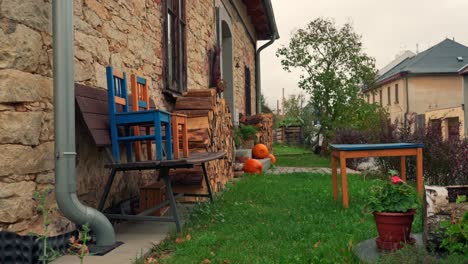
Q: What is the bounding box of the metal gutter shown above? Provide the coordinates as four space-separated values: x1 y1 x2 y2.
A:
255 0 279 113
404 76 409 128
53 0 115 246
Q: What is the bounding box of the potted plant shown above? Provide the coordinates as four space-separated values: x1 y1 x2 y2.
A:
365 170 419 251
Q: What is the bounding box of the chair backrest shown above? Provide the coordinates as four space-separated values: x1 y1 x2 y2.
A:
130 74 150 111
106 66 129 114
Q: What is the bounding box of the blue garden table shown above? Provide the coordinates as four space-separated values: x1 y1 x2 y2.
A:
330 143 424 208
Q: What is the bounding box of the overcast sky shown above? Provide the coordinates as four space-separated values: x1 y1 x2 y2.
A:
260 0 468 109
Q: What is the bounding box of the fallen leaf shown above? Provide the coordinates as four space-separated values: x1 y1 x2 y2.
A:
223 260 231 264
313 240 321 248
201 259 211 264
175 237 185 244
210 251 215 256
186 234 192 240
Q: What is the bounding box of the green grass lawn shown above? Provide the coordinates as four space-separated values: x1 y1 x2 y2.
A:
273 143 331 168
148 173 423 264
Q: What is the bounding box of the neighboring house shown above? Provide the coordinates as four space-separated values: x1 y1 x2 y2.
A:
0 0 278 235
363 39 468 138
459 65 468 137
378 50 415 77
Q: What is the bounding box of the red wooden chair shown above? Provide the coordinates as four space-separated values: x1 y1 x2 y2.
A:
130 74 189 160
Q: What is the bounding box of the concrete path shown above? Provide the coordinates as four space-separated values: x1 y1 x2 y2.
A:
53 204 192 264
268 166 360 175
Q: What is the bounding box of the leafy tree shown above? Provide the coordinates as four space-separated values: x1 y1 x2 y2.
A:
260 94 273 114
276 18 378 151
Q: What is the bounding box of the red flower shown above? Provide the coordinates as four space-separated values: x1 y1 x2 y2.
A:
391 176 404 184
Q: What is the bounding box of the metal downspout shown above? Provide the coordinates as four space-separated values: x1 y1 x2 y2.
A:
255 0 279 113
256 37 276 113
53 0 115 246
404 75 409 128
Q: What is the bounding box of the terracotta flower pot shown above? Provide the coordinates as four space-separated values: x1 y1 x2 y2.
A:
373 210 416 251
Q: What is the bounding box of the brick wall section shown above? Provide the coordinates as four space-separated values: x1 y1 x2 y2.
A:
0 0 259 234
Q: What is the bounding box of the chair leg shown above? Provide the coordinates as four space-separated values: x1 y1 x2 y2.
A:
154 116 163 161
165 121 173 160
171 116 180 159
182 122 189 158
125 126 133 162
110 126 120 162
98 169 117 211
133 126 142 161
161 167 181 232
201 162 214 203
146 126 152 160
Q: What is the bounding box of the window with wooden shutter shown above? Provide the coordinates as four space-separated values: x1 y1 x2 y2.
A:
164 0 187 94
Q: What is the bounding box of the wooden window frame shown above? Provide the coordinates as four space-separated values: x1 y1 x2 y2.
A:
164 0 187 94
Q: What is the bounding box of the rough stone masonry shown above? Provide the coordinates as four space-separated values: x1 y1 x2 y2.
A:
0 0 258 235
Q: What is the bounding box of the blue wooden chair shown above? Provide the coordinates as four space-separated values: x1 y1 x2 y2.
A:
106 66 173 162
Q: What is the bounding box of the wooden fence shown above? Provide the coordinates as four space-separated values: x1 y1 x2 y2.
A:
275 126 303 145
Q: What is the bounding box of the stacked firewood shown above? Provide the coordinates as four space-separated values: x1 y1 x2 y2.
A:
240 113 274 151
170 89 235 199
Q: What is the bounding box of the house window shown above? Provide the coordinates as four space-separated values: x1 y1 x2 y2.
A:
447 117 460 140
387 87 391 105
164 0 187 94
372 93 375 104
395 84 399 103
367 94 370 104
379 90 382 106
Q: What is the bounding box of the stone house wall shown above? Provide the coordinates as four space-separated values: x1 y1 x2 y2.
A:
0 0 259 234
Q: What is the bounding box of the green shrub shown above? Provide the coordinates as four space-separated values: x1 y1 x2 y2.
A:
439 211 468 255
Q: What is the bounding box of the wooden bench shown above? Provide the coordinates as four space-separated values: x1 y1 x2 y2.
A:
75 83 226 231
330 143 424 209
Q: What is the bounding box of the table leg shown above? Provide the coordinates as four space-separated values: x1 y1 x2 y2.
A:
161 167 181 232
331 155 338 201
339 154 348 209
201 162 214 203
400 156 406 181
416 148 423 193
98 169 117 211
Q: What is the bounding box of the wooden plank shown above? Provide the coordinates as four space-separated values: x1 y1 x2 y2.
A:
173 110 212 118
82 113 109 130
175 97 215 110
187 128 209 142
182 89 216 97
90 129 111 147
187 117 209 129
75 84 109 101
342 149 418 159
76 96 109 115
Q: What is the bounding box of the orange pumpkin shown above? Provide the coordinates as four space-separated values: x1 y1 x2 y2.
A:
268 153 277 164
243 159 263 174
252 144 269 159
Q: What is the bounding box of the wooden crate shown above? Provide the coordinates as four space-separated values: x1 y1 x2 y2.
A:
139 181 168 216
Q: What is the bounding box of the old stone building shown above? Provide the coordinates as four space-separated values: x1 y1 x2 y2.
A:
0 0 278 234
